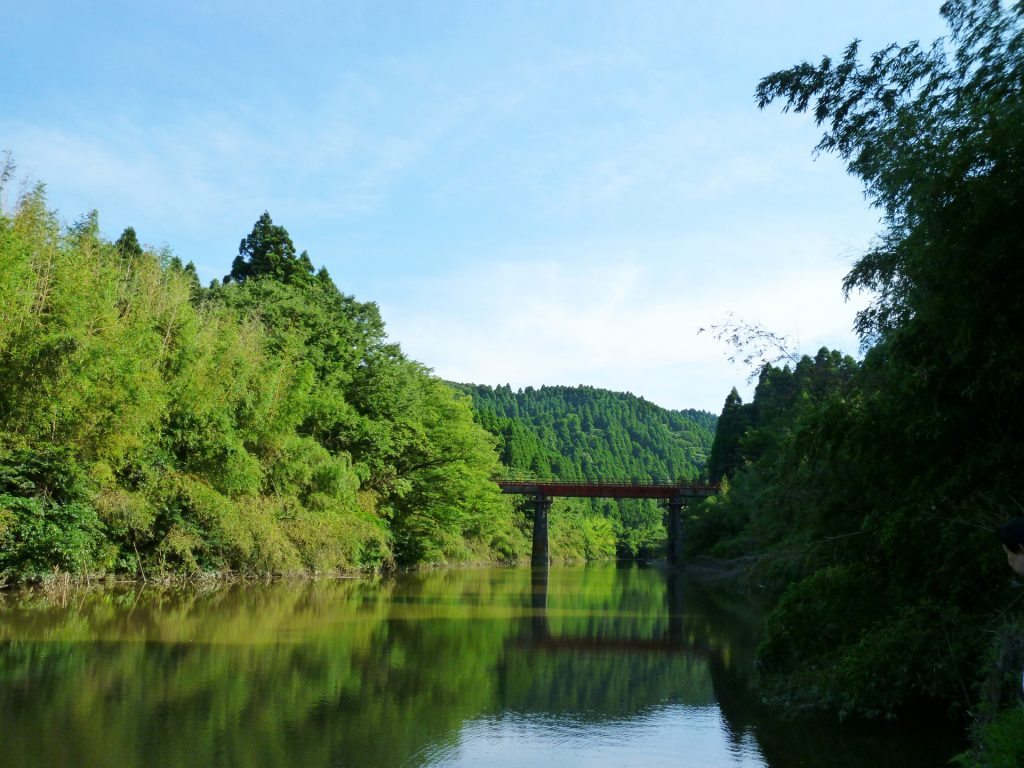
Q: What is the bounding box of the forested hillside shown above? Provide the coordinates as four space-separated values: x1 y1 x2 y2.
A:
689 3 1024 763
0 180 528 582
453 383 716 556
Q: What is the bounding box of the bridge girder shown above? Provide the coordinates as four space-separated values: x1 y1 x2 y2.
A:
499 481 720 566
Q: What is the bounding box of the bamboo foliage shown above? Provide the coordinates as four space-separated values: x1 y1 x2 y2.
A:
0 184 527 580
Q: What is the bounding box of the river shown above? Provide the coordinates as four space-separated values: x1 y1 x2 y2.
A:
0 563 962 767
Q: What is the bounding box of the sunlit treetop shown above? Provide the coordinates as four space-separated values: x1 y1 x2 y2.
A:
225 211 316 286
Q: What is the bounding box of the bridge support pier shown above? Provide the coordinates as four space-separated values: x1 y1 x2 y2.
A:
531 493 552 566
666 493 686 566
666 570 685 643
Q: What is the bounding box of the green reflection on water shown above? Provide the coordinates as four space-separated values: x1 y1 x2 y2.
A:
0 564 960 768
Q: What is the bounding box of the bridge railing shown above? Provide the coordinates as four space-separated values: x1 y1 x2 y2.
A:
497 478 718 488
495 479 721 498
494 473 714 487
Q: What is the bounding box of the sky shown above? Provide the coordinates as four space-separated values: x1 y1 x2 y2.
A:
1 1 951 412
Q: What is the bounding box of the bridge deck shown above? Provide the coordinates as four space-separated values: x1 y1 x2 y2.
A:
496 480 719 500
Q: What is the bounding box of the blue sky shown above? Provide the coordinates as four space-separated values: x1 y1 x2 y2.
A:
2 1 949 412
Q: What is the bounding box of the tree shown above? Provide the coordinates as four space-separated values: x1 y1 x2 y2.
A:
114 226 143 262
706 388 751 482
699 312 799 383
225 211 315 285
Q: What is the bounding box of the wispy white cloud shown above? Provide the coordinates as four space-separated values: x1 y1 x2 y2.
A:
0 80 454 264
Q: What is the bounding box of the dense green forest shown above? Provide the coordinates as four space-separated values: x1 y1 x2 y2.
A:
0 179 539 580
452 383 714 482
453 383 715 556
689 2 1024 764
0 168 717 579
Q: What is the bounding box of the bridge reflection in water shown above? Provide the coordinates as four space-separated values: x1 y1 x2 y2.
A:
522 565 714 657
497 480 720 566
494 564 735 729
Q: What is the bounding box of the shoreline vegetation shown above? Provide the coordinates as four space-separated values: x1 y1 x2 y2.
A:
0 175 524 586
0 177 711 588
685 3 1024 765
2 553 754 591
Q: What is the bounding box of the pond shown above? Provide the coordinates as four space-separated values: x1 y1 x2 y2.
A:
0 563 962 767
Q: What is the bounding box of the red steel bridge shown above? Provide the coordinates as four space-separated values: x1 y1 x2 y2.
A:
496 480 720 566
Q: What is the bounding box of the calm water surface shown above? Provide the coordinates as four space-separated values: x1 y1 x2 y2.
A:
0 564 961 767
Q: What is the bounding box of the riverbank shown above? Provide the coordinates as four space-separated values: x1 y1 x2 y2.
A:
1 554 755 598
0 553 605 594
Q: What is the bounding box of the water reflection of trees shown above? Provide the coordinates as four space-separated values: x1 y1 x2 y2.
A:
1 579 496 768
686 578 965 768
0 566 959 768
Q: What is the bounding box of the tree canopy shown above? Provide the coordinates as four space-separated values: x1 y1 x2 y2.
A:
0 185 533 581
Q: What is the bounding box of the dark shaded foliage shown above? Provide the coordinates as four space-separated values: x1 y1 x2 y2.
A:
691 3 1024 758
